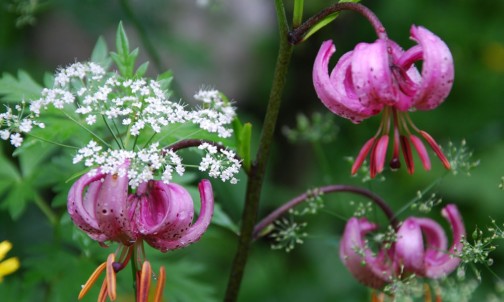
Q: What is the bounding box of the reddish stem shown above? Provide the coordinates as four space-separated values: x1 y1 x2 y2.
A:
253 184 398 240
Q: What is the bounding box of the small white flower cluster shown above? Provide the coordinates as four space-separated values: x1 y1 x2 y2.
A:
192 89 236 138
198 142 241 184
2 61 241 185
73 141 185 188
0 104 45 147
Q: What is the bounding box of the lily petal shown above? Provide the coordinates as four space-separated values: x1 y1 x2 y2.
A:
423 204 465 278
143 180 214 252
96 162 136 245
67 171 109 243
351 40 395 108
340 217 392 289
136 181 194 241
395 218 425 274
409 26 454 110
313 41 375 123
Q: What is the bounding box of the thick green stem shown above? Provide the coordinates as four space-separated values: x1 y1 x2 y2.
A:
223 0 293 301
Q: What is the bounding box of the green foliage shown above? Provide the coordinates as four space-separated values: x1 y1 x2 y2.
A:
110 22 140 78
232 117 252 171
0 71 42 103
282 112 338 144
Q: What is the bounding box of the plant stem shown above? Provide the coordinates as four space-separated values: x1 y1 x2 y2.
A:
223 0 293 301
33 193 58 226
288 2 387 45
253 184 398 240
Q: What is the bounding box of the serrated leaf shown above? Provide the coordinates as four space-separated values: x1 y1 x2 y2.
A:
90 36 112 69
0 70 42 102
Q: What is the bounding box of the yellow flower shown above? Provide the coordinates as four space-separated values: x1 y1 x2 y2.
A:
0 240 20 282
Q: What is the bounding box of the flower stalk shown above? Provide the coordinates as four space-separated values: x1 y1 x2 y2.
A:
224 0 293 300
252 184 398 240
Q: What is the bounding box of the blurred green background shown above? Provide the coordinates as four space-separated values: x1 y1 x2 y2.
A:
1 0 504 301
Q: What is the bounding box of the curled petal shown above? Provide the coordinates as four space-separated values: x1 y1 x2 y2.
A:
96 162 136 245
143 180 214 252
423 204 465 278
67 171 109 243
136 181 194 241
351 40 395 108
313 41 376 123
340 217 392 289
395 219 425 274
408 26 454 110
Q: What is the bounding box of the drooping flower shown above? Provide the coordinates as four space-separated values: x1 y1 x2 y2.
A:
313 25 454 177
339 204 464 289
0 240 20 282
68 165 214 301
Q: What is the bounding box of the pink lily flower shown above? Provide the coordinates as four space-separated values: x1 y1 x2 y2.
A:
339 204 465 289
68 165 214 252
132 179 214 252
68 163 136 245
313 26 454 177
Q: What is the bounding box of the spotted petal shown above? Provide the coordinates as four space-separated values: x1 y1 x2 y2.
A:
422 204 465 278
140 180 214 252
340 217 392 289
95 162 136 245
407 26 454 110
313 41 378 123
135 181 195 243
68 170 110 243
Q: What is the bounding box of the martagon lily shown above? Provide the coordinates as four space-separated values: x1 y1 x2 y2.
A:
339 204 465 289
313 25 454 177
68 161 214 301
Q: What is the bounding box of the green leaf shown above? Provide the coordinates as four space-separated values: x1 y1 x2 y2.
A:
293 0 304 28
111 22 139 77
135 61 149 77
238 123 252 170
232 117 252 170
161 260 217 302
212 202 239 234
90 36 112 69
1 182 34 220
0 70 42 102
301 12 338 43
116 21 130 57
157 70 174 92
